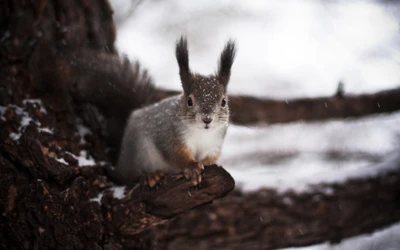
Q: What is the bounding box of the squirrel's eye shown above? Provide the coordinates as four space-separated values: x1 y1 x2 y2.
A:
221 98 226 107
187 97 193 107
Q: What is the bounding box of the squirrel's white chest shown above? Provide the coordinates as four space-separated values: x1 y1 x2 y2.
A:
182 125 225 162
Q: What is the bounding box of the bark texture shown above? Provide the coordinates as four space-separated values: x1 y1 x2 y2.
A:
151 169 400 250
0 97 234 249
0 0 234 249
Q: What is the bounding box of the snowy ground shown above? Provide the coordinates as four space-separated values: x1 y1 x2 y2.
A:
110 0 400 248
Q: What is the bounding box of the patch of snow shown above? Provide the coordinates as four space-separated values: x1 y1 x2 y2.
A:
76 118 92 144
66 151 96 167
3 104 42 141
38 127 54 134
77 150 96 166
110 186 127 199
23 99 47 113
2 101 54 139
9 132 22 141
90 192 104 204
20 116 33 127
90 186 127 204
56 158 69 165
279 222 400 250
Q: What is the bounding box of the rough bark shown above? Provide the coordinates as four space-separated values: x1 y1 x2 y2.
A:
153 88 400 125
151 169 400 250
0 0 234 249
0 98 234 249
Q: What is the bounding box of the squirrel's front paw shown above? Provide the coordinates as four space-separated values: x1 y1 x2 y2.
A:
183 162 204 185
143 170 165 188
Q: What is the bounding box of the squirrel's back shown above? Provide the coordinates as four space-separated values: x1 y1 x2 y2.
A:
115 95 182 183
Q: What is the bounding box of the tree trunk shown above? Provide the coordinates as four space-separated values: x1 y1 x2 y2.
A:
0 1 233 249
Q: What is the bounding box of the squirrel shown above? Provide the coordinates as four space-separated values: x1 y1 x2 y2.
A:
30 37 236 187
114 37 236 186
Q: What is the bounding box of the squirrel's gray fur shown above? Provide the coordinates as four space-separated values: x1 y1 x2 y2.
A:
114 37 236 185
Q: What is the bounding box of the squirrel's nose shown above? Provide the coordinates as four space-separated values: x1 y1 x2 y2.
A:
202 116 213 124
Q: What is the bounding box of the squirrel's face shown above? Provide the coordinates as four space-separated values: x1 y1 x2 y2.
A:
175 37 236 130
181 75 229 129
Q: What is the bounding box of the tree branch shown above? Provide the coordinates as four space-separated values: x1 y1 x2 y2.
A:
107 165 234 236
151 168 400 250
153 87 400 125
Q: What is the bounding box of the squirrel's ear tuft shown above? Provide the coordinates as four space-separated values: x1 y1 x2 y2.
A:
218 39 236 88
176 36 192 94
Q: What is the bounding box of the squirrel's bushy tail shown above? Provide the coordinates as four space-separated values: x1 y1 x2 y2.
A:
69 49 154 122
30 43 155 160
70 50 154 155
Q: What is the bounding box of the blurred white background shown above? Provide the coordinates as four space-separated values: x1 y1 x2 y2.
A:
110 0 400 191
112 0 400 98
109 1 400 247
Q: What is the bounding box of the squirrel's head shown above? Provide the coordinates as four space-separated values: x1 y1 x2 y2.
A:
175 36 236 129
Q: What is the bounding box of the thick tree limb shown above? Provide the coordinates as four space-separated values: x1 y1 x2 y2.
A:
108 165 234 235
151 168 400 250
153 87 400 125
